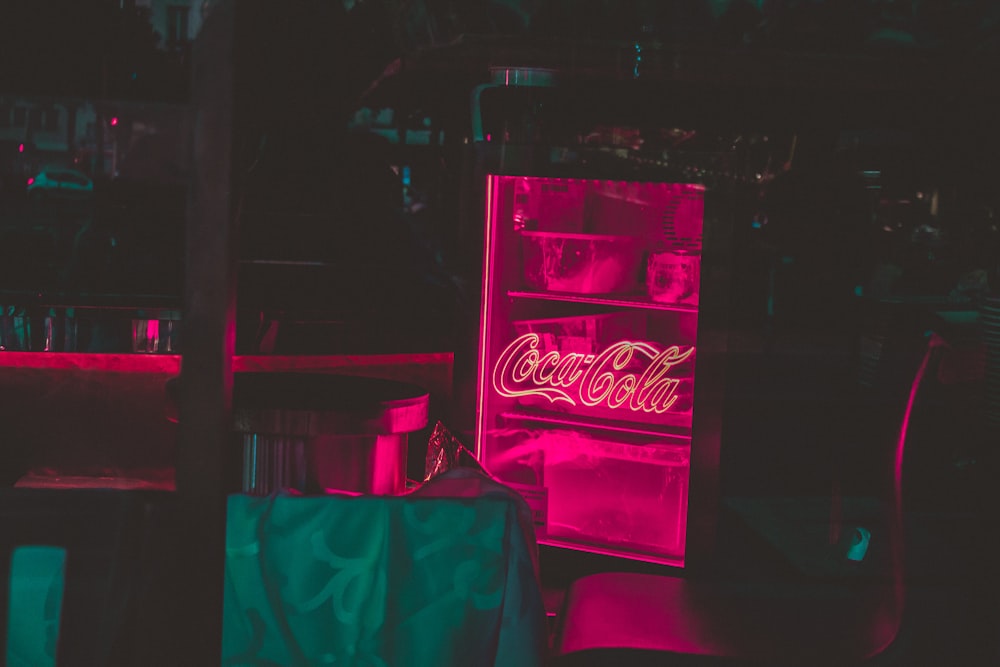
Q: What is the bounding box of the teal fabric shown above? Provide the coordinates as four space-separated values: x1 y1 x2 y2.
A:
223 492 546 667
5 546 65 667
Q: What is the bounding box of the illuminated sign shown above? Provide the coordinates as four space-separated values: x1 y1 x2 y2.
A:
493 333 694 413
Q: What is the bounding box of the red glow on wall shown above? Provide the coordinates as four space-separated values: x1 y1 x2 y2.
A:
109 116 119 127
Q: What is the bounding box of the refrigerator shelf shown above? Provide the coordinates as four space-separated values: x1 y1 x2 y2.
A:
507 290 699 312
499 410 692 443
537 535 685 568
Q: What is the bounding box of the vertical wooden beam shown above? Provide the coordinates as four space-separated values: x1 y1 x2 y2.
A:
174 0 236 661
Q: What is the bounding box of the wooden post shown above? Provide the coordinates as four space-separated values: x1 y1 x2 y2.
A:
173 0 236 661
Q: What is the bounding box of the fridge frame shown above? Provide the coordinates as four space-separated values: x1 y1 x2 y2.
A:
473 168 733 570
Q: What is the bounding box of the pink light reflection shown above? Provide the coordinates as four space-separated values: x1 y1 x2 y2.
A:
539 535 684 568
0 352 181 373
492 334 694 414
476 175 706 564
523 427 688 558
475 176 498 460
878 333 943 643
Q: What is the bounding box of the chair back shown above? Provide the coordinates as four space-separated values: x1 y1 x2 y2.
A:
876 332 950 653
550 334 947 665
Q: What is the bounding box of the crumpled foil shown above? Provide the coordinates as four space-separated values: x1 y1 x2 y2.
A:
423 421 489 482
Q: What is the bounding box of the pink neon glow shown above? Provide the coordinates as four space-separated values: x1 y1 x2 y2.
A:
475 176 498 460
884 335 942 627
26 176 34 185
110 116 118 126
18 142 24 153
493 333 693 413
5 352 451 494
506 428 689 558
476 175 705 564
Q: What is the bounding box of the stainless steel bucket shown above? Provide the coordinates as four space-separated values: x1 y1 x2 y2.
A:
234 373 429 496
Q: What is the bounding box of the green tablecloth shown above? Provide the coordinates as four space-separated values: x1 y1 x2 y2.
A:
222 487 546 667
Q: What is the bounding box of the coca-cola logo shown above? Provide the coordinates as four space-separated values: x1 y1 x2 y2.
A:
492 333 694 413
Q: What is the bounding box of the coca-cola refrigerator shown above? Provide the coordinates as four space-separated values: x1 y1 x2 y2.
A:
475 174 727 567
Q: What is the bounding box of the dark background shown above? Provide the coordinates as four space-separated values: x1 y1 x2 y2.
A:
1 2 999 664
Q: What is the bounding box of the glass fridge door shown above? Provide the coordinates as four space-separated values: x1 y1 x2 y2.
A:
476 175 708 566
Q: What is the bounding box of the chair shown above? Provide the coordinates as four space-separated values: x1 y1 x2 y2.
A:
221 472 547 667
550 335 947 666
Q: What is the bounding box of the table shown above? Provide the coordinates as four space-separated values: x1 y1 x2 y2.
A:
222 475 547 667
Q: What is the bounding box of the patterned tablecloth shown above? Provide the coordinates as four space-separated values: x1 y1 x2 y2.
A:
222 481 546 667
